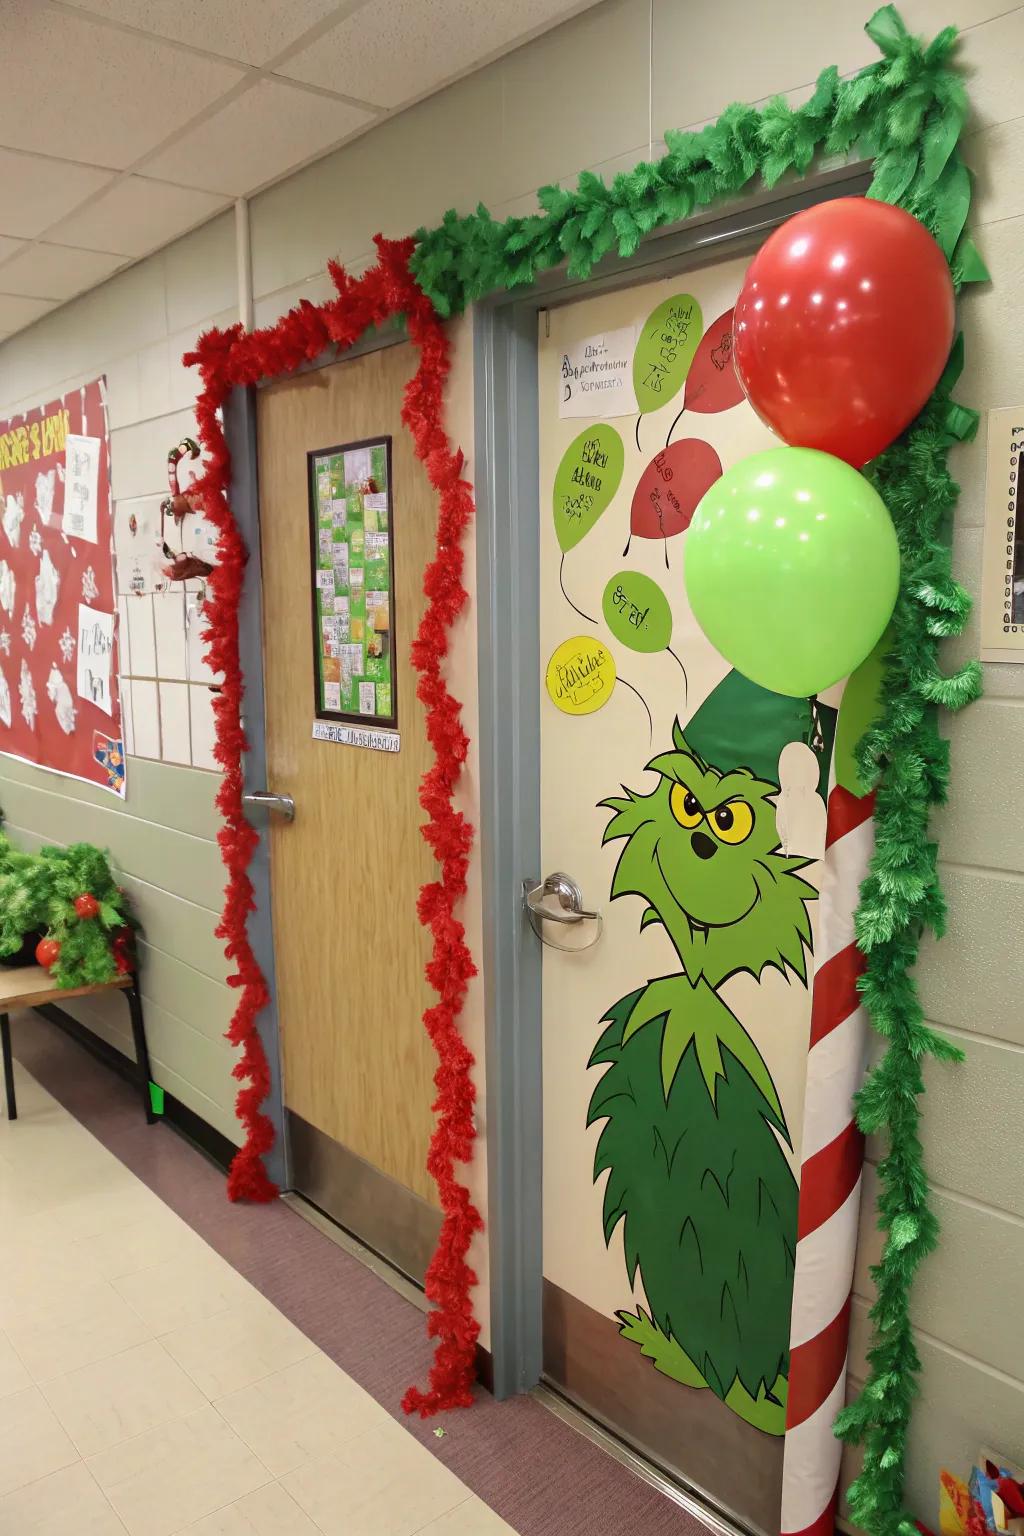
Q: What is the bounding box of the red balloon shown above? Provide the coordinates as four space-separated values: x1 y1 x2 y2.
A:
681 308 745 416
630 439 723 543
733 197 954 467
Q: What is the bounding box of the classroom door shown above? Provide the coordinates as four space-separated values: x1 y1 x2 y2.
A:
257 343 441 1282
535 264 833 1534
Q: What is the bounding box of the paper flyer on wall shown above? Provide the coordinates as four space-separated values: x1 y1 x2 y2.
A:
308 435 397 738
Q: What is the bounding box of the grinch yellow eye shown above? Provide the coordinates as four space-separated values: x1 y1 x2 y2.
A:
670 783 703 829
710 800 754 845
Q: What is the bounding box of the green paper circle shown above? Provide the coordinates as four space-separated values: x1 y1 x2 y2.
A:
552 425 625 553
602 570 673 653
633 294 703 414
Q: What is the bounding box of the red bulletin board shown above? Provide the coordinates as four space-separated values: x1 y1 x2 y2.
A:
0 378 125 796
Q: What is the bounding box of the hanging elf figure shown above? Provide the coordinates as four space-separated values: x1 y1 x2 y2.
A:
588 670 835 1434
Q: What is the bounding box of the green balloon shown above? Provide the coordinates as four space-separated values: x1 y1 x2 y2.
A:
633 294 703 414
684 447 900 699
602 570 673 653
552 424 625 553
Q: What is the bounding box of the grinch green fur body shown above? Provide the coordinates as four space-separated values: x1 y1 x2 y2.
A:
588 983 797 1414
589 722 817 1433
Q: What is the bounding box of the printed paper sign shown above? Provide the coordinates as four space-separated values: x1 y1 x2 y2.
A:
77 604 115 715
63 434 101 542
312 721 400 752
559 326 637 419
981 405 1024 663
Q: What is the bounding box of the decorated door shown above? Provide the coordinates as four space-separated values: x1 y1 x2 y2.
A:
536 260 875 1534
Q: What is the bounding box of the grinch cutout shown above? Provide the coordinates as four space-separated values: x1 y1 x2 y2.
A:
588 670 836 1436
0 560 14 618
3 492 24 549
35 549 60 625
19 658 36 729
46 663 76 735
0 665 9 728
35 467 56 526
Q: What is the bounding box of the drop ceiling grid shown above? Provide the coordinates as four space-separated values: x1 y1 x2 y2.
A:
0 0 604 336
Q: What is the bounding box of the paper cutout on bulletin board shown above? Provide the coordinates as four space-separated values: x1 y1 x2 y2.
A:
552 424 625 624
546 635 617 716
664 308 746 446
552 424 625 553
632 293 703 419
627 438 723 562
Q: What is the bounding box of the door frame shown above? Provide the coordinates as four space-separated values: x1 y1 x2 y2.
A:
222 319 408 1195
472 165 872 1402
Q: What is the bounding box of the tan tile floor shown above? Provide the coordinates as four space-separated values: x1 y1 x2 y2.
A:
0 1065 516 1536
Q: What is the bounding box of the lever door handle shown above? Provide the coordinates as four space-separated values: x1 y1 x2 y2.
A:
524 872 602 951
242 790 295 822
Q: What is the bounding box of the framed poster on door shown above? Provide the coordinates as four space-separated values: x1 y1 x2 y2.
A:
307 435 397 729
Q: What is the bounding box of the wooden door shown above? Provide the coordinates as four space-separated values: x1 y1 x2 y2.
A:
257 343 440 1272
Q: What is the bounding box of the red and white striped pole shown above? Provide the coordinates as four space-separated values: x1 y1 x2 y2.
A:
781 782 875 1536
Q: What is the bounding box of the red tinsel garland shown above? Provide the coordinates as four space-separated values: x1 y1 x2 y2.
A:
183 236 483 1412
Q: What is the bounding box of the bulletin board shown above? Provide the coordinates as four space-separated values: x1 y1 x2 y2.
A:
980 405 1024 663
308 436 397 731
0 379 124 796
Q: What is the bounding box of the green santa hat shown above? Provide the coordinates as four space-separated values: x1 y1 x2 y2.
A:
683 669 836 801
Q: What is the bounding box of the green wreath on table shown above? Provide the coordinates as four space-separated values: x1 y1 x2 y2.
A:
0 831 136 987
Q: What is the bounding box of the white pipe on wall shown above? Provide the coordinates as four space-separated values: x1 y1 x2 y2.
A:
235 197 254 333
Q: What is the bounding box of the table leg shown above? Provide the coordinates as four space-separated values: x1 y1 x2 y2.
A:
0 1012 16 1121
124 984 157 1125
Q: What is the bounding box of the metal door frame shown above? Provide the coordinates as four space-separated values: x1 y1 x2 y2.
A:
473 164 872 1403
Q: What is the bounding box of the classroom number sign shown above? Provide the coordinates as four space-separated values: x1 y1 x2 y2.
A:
308 436 398 731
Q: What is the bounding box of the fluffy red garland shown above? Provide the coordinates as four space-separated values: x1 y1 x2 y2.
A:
183 236 482 1413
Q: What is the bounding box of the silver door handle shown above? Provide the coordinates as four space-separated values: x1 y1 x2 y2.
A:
242 790 295 822
524 872 602 951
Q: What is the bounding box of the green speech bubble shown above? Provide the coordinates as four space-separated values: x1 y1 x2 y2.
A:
602 570 673 654
552 424 625 553
633 294 703 415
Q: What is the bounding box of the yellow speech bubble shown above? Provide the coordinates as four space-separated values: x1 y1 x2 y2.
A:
545 635 617 716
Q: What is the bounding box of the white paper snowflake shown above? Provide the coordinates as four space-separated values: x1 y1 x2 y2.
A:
28 527 42 557
0 561 15 619
81 565 99 602
20 606 36 651
46 663 76 735
19 659 36 729
0 631 9 656
58 627 75 663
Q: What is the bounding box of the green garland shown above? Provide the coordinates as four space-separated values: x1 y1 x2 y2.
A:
0 831 133 987
409 9 986 1534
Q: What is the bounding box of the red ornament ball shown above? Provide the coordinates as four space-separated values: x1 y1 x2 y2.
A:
35 937 61 969
74 893 100 919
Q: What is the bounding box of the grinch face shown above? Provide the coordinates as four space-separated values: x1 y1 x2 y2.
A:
602 721 817 987
644 744 781 931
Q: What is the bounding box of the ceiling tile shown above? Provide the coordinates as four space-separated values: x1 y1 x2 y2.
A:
0 0 246 169
0 295 57 333
277 0 601 108
45 177 230 258
0 149 116 240
0 243 127 301
0 237 26 264
61 0 343 67
142 78 375 197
